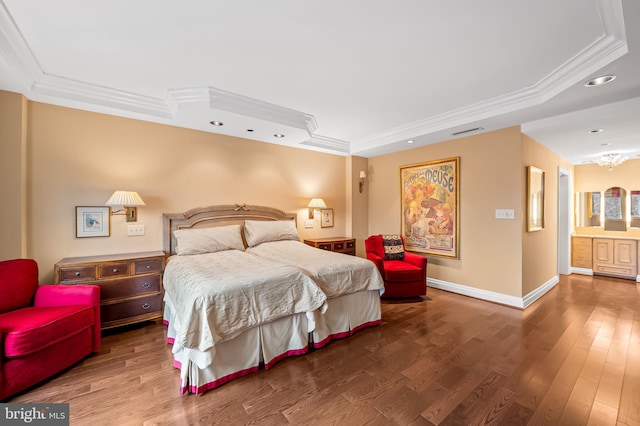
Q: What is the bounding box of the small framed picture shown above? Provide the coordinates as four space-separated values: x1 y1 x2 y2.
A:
320 208 334 228
76 206 111 238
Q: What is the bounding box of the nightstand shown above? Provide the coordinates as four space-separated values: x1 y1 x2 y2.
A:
54 251 166 330
304 237 356 255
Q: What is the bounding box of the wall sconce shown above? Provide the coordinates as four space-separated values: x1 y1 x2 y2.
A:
105 191 146 222
307 198 327 219
359 171 366 193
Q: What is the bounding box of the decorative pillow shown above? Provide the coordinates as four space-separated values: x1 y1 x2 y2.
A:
244 219 299 247
174 225 245 255
382 234 405 260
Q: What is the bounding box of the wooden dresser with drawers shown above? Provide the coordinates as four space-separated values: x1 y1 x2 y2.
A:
54 251 166 330
303 237 356 256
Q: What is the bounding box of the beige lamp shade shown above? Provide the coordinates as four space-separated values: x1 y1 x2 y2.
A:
307 198 327 209
105 191 146 207
105 191 145 222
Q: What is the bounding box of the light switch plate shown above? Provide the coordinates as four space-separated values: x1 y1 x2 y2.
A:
495 209 515 219
304 220 314 228
127 224 145 236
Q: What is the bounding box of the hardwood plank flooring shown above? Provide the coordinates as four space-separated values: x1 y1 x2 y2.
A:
7 273 640 425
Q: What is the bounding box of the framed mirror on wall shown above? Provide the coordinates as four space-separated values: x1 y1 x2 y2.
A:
604 187 627 231
575 192 601 227
630 190 640 228
527 166 545 232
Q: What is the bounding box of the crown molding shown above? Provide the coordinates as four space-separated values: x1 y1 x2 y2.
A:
33 73 173 118
300 134 350 154
168 86 318 136
351 0 628 153
0 1 42 85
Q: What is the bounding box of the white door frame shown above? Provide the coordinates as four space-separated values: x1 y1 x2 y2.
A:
558 167 571 275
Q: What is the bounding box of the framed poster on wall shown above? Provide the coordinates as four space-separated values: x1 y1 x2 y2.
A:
400 157 459 258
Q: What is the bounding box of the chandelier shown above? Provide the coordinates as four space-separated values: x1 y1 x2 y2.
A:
597 153 627 171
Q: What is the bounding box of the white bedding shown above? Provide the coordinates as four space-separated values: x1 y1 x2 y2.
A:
163 250 327 357
246 240 385 298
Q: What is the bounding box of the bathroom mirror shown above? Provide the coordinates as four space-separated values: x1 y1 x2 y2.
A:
604 187 626 231
575 192 601 227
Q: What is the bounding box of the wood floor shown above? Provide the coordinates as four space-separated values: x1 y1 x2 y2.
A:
8 273 640 425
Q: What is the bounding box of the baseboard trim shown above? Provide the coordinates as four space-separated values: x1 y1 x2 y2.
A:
522 276 560 309
427 275 560 310
571 267 594 276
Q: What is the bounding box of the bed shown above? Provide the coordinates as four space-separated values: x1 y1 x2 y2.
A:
245 239 384 348
162 204 383 394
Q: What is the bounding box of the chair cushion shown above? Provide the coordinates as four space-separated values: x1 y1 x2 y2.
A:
382 260 423 282
0 305 94 358
0 259 39 314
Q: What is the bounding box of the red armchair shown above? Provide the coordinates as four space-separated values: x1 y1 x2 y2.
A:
365 235 427 298
0 259 100 400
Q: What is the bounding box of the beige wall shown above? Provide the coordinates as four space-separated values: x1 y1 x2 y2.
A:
368 127 524 297
3 88 587 303
521 134 573 296
574 159 640 238
21 98 350 282
0 91 27 260
346 156 369 256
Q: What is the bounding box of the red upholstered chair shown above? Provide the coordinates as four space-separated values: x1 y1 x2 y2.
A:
365 235 427 298
0 259 101 400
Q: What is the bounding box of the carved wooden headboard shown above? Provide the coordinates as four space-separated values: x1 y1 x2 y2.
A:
162 204 296 255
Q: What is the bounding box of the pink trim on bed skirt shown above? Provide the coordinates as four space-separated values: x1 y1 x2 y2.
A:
264 346 308 370
313 319 382 349
163 319 169 325
313 330 350 349
350 319 382 335
172 346 309 395
190 365 260 395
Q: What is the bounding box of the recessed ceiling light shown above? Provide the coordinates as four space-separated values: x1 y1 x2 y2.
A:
588 129 603 133
274 133 285 138
407 140 415 144
585 75 616 87
210 121 224 126
600 143 611 147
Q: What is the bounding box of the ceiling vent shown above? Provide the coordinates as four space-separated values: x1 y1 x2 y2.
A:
452 127 484 136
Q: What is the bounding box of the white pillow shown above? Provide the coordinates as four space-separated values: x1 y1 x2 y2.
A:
174 225 245 255
244 220 299 247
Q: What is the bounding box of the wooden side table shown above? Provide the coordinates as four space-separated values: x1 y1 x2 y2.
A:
54 251 166 330
303 237 356 256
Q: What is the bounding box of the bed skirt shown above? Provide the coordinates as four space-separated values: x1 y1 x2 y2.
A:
163 289 381 394
311 290 382 349
164 294 313 395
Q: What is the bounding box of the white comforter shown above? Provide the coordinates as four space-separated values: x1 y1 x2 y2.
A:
163 250 327 354
247 240 385 298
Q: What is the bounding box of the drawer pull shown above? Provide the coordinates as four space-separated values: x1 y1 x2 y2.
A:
146 265 151 269
75 272 81 277
142 303 151 310
112 268 119 273
141 282 151 289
